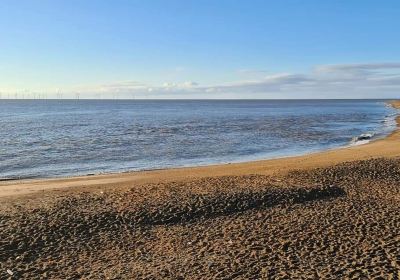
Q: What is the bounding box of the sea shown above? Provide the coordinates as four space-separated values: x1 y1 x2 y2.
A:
0 99 398 180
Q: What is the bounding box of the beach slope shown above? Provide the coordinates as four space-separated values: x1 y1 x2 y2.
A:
0 101 399 279
1 101 400 199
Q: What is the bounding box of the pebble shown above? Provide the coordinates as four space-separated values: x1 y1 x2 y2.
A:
0 158 399 279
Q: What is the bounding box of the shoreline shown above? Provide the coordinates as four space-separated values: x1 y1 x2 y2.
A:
2 101 400 279
1 100 399 199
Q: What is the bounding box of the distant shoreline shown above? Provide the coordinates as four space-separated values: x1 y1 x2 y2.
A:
1 100 399 199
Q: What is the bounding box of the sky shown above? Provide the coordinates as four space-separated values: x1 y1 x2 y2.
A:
0 0 400 99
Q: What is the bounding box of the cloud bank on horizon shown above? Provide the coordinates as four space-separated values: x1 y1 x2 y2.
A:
60 62 400 99
1 62 400 99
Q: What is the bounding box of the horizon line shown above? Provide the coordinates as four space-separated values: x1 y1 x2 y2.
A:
0 98 397 101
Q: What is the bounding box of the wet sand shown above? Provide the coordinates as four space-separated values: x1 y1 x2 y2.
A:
0 101 399 279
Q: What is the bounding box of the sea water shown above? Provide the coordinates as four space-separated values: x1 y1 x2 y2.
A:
0 99 397 179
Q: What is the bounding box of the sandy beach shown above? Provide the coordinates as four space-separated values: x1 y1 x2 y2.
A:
1 101 400 200
1 101 399 279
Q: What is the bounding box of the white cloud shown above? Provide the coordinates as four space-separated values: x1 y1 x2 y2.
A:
83 63 400 98
162 81 199 91
181 81 198 87
7 63 400 99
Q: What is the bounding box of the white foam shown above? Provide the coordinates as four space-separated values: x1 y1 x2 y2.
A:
350 139 371 146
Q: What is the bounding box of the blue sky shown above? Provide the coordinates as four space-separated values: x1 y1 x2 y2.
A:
1 0 400 99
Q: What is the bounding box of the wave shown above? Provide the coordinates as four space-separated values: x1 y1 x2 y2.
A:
350 133 375 146
350 105 399 147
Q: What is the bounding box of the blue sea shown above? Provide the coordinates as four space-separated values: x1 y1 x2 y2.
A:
0 99 397 179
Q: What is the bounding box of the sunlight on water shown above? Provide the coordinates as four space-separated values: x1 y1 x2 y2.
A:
0 100 397 179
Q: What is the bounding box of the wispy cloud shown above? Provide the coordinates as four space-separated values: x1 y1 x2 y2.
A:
207 73 311 94
5 63 400 99
79 63 400 98
315 63 400 72
96 81 147 93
